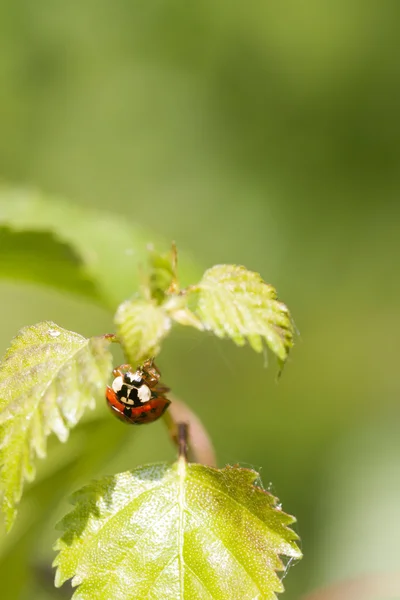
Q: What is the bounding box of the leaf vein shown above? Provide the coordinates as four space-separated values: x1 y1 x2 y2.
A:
186 506 262 596
184 562 216 600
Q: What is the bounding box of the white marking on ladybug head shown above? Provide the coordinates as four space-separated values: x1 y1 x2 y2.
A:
124 397 135 405
137 384 151 403
125 370 143 387
132 373 143 385
112 376 123 394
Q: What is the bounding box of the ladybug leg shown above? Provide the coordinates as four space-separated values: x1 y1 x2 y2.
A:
142 358 162 376
150 360 161 376
142 358 154 370
154 383 170 395
153 362 162 378
112 364 132 377
142 359 162 387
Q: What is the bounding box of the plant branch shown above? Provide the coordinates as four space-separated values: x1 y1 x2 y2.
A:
177 422 189 461
163 397 217 466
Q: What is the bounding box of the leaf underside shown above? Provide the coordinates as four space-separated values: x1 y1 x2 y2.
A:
54 462 301 600
0 188 154 308
0 321 112 528
187 265 294 366
0 227 99 301
0 187 200 309
115 299 171 365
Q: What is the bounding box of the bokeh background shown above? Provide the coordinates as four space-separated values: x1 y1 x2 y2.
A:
1 2 400 599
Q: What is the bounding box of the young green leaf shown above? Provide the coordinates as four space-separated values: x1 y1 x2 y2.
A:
147 243 179 304
0 187 152 308
0 322 112 529
185 265 295 366
0 187 201 308
0 227 99 301
114 299 171 364
54 462 301 599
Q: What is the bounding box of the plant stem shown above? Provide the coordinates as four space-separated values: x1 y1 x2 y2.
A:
162 398 217 466
177 423 189 461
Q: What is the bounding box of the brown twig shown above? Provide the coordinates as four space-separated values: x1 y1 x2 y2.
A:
163 396 217 466
177 422 189 461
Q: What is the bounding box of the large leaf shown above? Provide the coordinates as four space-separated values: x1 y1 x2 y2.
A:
0 322 112 529
114 299 171 364
0 187 201 308
54 462 301 599
0 228 99 301
186 265 295 366
0 187 151 308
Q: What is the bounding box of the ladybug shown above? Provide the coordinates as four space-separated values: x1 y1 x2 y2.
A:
106 359 171 425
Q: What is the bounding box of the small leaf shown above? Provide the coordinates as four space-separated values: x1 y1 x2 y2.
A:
0 322 112 529
115 299 171 364
54 462 301 599
187 265 294 366
147 243 179 303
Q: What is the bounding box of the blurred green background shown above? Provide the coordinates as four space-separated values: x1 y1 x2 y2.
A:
1 1 400 598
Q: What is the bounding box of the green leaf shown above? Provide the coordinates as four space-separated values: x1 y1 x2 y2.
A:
0 227 99 301
147 244 179 304
115 299 171 364
186 265 295 366
0 187 200 309
163 294 204 330
54 462 301 599
0 322 112 529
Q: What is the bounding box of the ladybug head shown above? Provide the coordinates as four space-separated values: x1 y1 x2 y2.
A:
124 370 144 387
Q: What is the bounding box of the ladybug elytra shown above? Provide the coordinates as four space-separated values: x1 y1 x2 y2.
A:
106 359 171 425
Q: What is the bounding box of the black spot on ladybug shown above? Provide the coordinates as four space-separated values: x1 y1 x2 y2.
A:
123 407 132 417
151 408 157 413
117 384 142 407
120 384 129 398
127 387 140 404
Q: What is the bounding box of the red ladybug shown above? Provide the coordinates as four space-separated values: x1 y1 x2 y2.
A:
106 359 171 425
